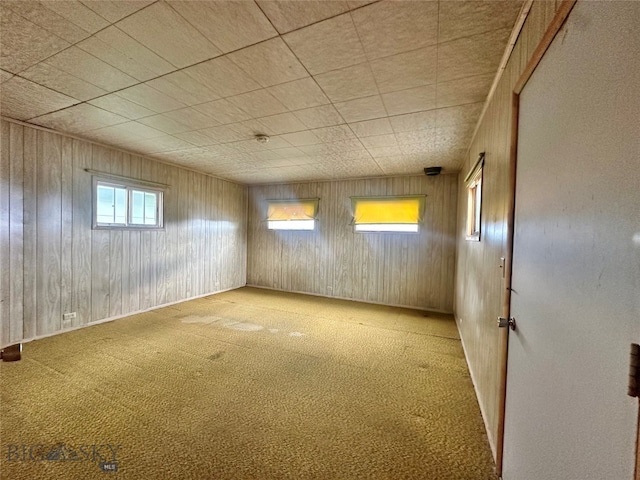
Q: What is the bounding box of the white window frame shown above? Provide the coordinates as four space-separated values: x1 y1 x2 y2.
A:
465 152 484 241
92 177 164 230
351 196 424 234
266 199 319 232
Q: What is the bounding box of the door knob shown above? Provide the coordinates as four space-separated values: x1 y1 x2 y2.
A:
497 317 516 331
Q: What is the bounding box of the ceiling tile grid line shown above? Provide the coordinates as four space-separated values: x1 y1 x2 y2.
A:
0 0 525 184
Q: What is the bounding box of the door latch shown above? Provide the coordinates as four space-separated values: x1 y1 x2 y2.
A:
497 317 516 331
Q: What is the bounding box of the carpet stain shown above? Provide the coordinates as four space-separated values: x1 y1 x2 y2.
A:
289 332 305 337
224 322 264 332
208 351 225 361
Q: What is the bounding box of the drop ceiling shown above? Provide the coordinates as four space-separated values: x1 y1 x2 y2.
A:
0 0 523 184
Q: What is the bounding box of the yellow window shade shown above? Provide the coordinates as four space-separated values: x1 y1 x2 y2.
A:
267 199 318 221
351 196 425 225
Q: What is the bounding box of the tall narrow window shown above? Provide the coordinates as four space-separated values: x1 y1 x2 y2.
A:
465 152 484 241
93 179 163 229
351 196 425 233
267 199 319 231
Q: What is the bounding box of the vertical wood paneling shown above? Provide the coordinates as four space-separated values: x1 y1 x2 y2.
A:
0 119 247 348
8 124 24 343
247 175 457 312
60 137 73 324
0 122 10 346
91 146 111 321
22 127 37 340
36 131 62 336
453 0 558 459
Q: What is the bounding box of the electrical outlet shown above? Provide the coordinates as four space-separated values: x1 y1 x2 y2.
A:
62 312 76 322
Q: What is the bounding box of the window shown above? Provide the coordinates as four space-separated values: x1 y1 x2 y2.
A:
465 152 484 241
93 179 163 229
267 199 318 231
351 196 425 233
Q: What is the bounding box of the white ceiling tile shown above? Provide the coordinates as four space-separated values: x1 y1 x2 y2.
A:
314 63 378 103
168 1 276 53
389 110 437 133
227 89 288 118
257 1 350 33
349 118 393 138
334 95 387 123
0 5 70 73
227 38 308 88
280 130 322 147
77 26 176 82
44 46 138 92
352 1 438 60
83 121 165 143
293 104 344 129
267 77 329 111
0 70 14 83
436 73 494 108
0 76 78 120
20 62 106 101
137 113 193 134
122 134 195 154
146 71 220 106
79 1 155 23
370 46 437 94
439 1 524 44
30 103 128 134
438 28 512 83
3 1 92 43
311 125 356 143
283 13 366 74
182 57 261 98
116 84 187 113
258 112 307 135
382 85 436 116
193 99 252 125
40 0 109 33
365 146 403 158
116 1 221 68
435 103 483 128
89 94 157 120
359 134 397 149
162 107 221 130
395 128 437 147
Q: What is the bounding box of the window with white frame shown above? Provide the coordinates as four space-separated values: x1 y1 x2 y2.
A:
351 196 425 233
465 152 484 241
93 179 164 229
266 199 319 231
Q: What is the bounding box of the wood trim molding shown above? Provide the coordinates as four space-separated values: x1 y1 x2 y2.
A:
514 0 578 94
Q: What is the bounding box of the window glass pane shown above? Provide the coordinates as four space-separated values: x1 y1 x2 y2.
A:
268 220 315 231
96 185 115 224
355 223 418 233
130 190 145 225
115 188 127 224
96 184 126 225
144 192 157 225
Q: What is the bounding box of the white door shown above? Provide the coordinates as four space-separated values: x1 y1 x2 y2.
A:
502 2 640 479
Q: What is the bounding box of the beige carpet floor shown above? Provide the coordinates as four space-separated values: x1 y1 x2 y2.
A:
0 287 496 479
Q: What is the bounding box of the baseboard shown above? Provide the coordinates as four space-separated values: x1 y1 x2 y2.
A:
245 284 453 315
4 285 244 349
455 314 498 462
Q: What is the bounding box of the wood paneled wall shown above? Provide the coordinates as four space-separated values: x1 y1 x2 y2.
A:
0 119 247 348
247 175 457 312
453 0 559 459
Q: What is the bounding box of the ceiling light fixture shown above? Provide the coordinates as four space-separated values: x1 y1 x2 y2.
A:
255 134 270 144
